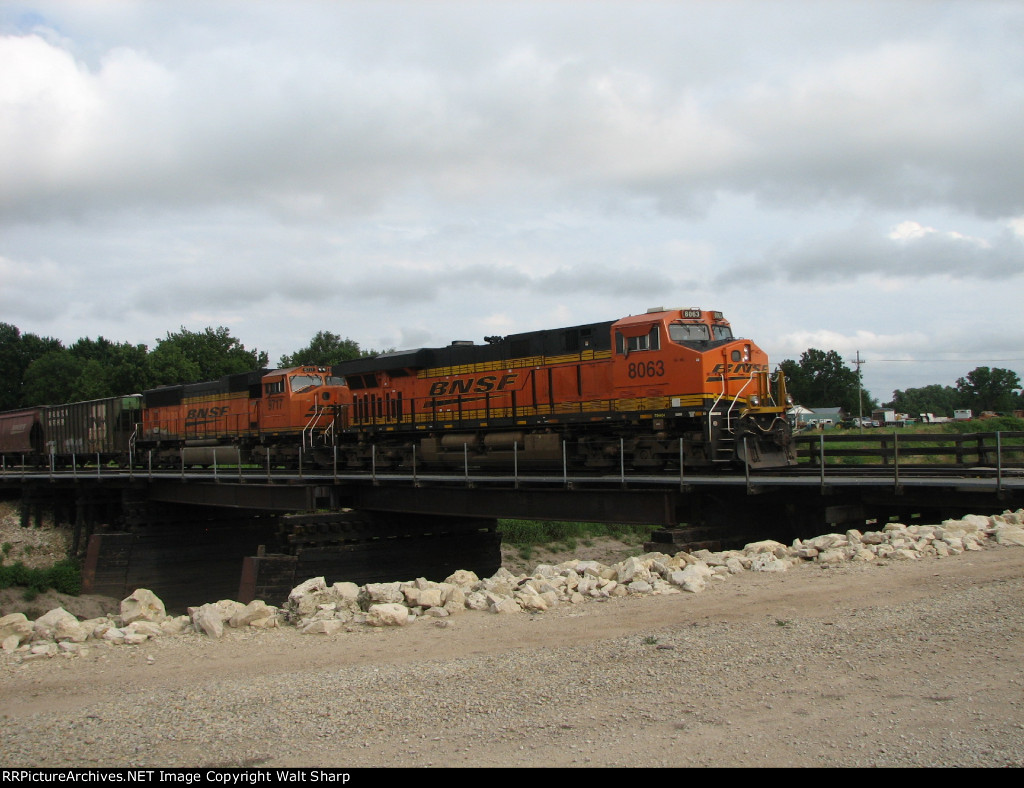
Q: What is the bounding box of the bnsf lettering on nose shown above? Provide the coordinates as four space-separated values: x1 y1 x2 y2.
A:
428 374 517 397
187 406 230 418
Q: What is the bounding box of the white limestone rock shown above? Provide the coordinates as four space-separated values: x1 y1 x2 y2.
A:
360 582 407 608
744 539 788 555
627 579 653 595
122 620 162 639
749 553 789 572
574 560 606 577
439 599 462 616
724 557 746 574
994 524 1024 547
0 613 32 645
479 576 515 597
328 581 361 608
287 577 328 617
301 619 345 635
439 583 466 607
404 585 444 609
669 562 714 593
515 590 548 612
615 556 651 584
804 534 849 551
34 608 89 643
101 627 126 644
160 616 191 636
444 569 480 587
366 603 412 627
191 603 227 639
229 600 277 628
120 589 167 625
490 597 521 614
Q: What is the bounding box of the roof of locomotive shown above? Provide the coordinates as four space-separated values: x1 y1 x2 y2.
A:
333 319 616 377
142 369 269 407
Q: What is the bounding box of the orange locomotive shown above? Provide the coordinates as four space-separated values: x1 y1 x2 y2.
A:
327 307 795 471
139 366 347 467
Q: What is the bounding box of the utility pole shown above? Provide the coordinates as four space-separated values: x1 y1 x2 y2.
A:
851 351 865 429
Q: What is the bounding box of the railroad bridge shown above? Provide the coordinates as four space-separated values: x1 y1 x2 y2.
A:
2 430 1023 611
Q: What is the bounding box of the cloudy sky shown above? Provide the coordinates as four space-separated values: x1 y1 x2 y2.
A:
2 1 1023 403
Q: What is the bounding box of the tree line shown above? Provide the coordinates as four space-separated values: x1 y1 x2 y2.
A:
0 324 373 410
1 323 1020 418
780 348 1023 419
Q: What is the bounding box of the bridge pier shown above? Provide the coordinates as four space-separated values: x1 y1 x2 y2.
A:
238 511 501 606
79 500 502 612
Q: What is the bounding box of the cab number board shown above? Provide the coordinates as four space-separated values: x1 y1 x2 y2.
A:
627 360 665 379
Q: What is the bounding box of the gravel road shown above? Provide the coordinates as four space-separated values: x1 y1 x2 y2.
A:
2 545 1022 768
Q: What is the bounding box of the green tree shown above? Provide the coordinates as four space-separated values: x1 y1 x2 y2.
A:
0 323 64 409
885 384 960 418
145 345 201 388
148 326 268 384
955 367 1022 414
20 351 84 405
779 348 867 414
279 330 365 368
67 337 153 399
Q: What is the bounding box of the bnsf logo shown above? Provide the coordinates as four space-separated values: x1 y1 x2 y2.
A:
428 374 518 397
709 363 769 375
186 407 230 418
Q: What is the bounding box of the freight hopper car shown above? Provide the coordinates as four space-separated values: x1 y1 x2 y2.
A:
0 397 140 468
138 366 349 467
328 307 796 472
0 407 46 465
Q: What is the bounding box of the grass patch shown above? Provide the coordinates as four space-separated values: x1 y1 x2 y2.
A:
0 558 82 596
797 419 1024 466
498 519 654 552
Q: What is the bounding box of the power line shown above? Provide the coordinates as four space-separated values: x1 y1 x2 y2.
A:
869 358 1024 364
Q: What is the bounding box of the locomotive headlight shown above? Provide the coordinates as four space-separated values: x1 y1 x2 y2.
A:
743 344 751 362
748 395 760 407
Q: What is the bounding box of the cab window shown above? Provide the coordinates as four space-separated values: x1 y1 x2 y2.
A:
290 374 323 392
615 326 660 354
712 325 734 340
669 322 710 343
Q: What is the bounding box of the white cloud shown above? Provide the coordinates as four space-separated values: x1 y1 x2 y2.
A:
0 1 1022 405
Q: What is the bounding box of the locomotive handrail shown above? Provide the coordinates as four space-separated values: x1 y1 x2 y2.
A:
302 404 328 449
726 372 756 431
708 369 728 458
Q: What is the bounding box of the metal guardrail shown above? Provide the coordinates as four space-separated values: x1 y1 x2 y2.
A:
3 433 1024 498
